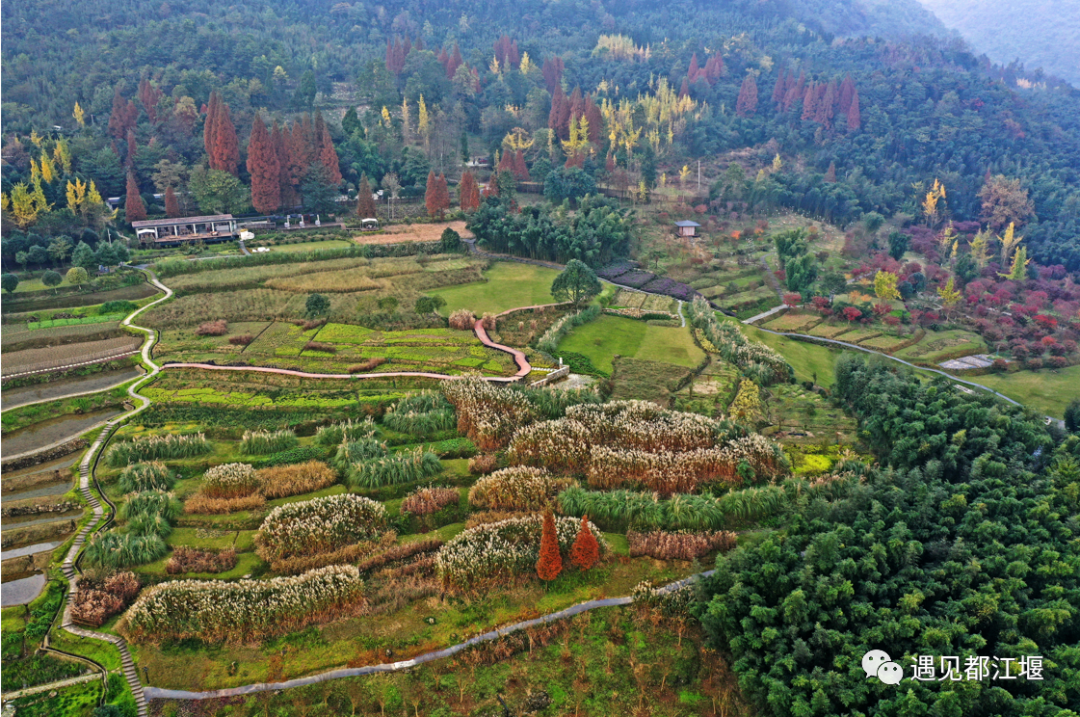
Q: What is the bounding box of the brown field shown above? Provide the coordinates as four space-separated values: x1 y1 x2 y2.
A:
352 220 472 245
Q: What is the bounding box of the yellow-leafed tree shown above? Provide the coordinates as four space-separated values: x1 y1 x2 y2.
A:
73 102 86 127
937 276 961 312
873 270 901 301
730 379 763 424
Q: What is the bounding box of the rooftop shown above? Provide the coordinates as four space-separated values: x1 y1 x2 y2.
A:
130 214 234 228
674 220 701 227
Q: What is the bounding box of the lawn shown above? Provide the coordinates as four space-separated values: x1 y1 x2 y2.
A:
963 365 1080 419
557 315 704 375
430 262 561 315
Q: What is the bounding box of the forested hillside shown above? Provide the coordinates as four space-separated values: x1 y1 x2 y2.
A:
2 0 1079 270
918 0 1080 86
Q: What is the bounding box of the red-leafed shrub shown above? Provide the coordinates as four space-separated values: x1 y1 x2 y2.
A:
449 309 476 330
196 320 228 336
468 454 498 475
304 341 336 353
569 516 600 570
401 487 460 516
71 572 141 627
229 335 254 345
536 510 562 581
166 547 238 575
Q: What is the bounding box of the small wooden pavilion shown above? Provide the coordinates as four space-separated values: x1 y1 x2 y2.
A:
674 220 700 238
131 215 238 246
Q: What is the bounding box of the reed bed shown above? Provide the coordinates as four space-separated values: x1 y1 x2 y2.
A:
123 565 366 644
468 454 498 474
688 296 793 385
314 418 377 446
105 433 211 467
443 377 539 450
83 533 168 570
240 429 299 455
401 486 461 516
331 438 388 471
357 539 443 574
436 514 607 592
71 573 140 627
183 493 266 515
120 490 181 538
468 467 576 511
202 463 261 498
346 448 443 489
626 530 737 560
556 485 789 531
118 462 175 493
166 547 238 575
382 392 456 437
256 494 388 562
466 511 538 528
257 461 337 499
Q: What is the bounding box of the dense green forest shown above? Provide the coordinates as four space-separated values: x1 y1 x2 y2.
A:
2 0 1079 269
918 0 1080 87
699 357 1080 716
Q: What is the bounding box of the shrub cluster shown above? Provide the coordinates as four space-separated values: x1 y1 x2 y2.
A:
304 341 336 353
195 320 228 336
228 335 254 345
382 392 456 438
688 296 793 385
356 539 443 573
627 530 737 560
348 358 388 373
165 547 238 575
70 572 141 627
123 565 366 644
536 305 601 354
83 533 168 570
468 467 576 511
240 429 299 455
448 309 476 330
184 492 265 515
202 463 260 498
331 437 388 471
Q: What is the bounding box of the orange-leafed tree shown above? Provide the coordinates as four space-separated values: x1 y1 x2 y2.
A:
315 112 342 185
210 98 240 175
736 74 759 118
846 89 861 131
425 170 439 218
164 186 180 217
356 175 377 217
203 91 219 159
536 510 563 581
569 516 599 571
125 172 146 223
459 170 480 212
272 121 298 208
247 113 281 214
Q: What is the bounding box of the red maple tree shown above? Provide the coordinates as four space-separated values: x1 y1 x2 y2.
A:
536 510 563 581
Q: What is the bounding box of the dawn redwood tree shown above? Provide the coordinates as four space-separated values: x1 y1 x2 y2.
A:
846 89 861 131
247 113 281 214
736 74 758 117
210 97 240 175
536 509 562 581
551 259 602 306
425 170 438 217
356 175 377 218
164 186 180 217
125 172 146 222
569 516 599 570
203 91 220 159
459 170 480 212
315 113 342 185
273 121 298 208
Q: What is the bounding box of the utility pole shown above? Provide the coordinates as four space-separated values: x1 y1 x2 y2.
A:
697 160 701 191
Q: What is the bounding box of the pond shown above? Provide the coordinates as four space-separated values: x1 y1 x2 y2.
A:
0 366 143 410
0 407 124 457
0 541 62 562
1 573 46 606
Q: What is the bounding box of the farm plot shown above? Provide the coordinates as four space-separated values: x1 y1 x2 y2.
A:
611 289 678 314
762 312 820 333
557 315 705 374
352 220 472 245
859 335 910 352
154 320 516 377
894 329 985 364
715 285 777 312
808 323 854 339
430 262 561 315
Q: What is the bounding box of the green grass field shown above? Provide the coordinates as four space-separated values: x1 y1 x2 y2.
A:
557 315 704 374
741 322 855 387
430 262 560 315
962 365 1080 418
263 240 354 253
894 329 984 363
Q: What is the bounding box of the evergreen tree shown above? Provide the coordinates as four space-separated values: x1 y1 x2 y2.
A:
246 113 281 213
125 172 147 222
71 241 96 270
66 266 89 288
551 259 602 306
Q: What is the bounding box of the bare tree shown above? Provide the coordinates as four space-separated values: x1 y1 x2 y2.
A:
382 172 401 220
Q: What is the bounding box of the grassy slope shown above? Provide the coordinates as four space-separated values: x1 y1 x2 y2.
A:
558 316 704 374
961 365 1080 418
740 322 854 388
430 262 560 315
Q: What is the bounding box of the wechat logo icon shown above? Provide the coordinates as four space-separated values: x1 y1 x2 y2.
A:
863 650 903 685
